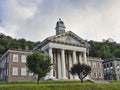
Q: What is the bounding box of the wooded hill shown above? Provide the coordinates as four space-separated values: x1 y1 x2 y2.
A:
0 33 40 57
0 33 120 59
88 40 120 59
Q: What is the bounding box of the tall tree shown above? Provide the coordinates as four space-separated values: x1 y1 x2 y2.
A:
114 49 120 58
27 51 51 84
70 63 91 83
100 45 111 59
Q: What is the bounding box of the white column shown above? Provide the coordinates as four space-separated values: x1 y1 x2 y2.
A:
61 49 67 79
83 52 87 64
73 51 77 64
72 51 79 79
69 53 73 79
83 50 89 80
48 48 53 79
57 52 61 79
79 53 82 63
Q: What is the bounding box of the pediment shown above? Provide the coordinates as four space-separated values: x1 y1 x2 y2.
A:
33 31 90 50
47 31 89 47
53 35 80 44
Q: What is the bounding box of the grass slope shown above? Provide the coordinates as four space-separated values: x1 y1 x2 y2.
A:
0 80 120 90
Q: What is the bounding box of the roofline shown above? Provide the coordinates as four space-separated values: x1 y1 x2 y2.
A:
33 38 48 50
33 31 90 50
88 57 104 62
0 49 31 61
103 58 120 63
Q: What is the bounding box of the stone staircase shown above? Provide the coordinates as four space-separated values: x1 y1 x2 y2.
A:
92 80 110 83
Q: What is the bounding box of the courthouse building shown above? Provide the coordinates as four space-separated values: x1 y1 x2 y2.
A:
0 19 105 81
34 19 90 80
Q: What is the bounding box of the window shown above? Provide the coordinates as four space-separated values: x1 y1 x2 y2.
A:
110 67 113 73
21 55 26 63
110 62 112 67
98 72 102 78
117 65 120 73
21 68 26 76
93 62 96 68
107 63 109 67
13 54 18 62
104 68 106 73
12 67 18 76
94 72 97 78
103 64 105 68
107 68 110 73
98 62 101 68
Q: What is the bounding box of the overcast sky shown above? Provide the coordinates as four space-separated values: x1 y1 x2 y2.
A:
0 0 120 43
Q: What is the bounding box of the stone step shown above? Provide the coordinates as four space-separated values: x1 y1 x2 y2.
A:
93 80 110 83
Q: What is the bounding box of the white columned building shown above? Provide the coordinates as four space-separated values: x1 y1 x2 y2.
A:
34 19 90 80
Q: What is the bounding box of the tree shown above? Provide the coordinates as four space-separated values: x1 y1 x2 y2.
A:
100 45 111 59
27 51 51 84
114 49 120 58
0 33 39 57
70 63 91 83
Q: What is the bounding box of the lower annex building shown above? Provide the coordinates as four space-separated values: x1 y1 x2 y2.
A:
0 49 36 81
103 57 120 80
88 57 104 80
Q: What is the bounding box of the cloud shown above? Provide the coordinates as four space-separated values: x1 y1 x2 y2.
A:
0 0 39 38
0 0 120 43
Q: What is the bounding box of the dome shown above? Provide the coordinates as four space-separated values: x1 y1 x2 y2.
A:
55 18 66 35
56 18 65 28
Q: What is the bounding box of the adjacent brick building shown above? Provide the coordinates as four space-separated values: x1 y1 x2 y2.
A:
88 57 104 80
103 58 120 80
0 49 36 82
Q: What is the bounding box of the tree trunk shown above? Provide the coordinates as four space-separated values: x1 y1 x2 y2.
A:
37 75 40 84
81 79 83 83
37 78 39 84
78 75 84 83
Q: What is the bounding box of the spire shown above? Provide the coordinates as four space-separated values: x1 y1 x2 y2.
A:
55 18 66 35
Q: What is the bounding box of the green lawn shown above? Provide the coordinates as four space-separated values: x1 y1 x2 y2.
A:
0 80 120 90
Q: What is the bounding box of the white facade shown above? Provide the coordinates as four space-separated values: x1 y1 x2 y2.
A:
34 19 90 80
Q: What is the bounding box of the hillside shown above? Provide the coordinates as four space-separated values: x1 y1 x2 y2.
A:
88 40 120 59
0 33 40 57
0 33 120 59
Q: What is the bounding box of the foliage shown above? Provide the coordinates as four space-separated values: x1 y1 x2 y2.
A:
0 33 40 57
70 63 91 83
1 33 120 60
27 51 51 84
113 49 120 58
100 45 111 59
88 40 120 59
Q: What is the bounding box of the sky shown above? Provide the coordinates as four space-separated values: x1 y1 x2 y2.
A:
0 0 120 43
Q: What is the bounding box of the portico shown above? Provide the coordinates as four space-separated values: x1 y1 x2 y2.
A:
34 19 90 80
